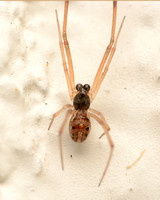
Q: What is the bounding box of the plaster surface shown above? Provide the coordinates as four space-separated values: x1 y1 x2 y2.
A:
0 1 160 200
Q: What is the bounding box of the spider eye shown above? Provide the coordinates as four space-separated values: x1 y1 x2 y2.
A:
83 84 90 92
72 126 76 130
76 83 83 92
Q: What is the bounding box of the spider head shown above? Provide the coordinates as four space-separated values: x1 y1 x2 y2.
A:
73 83 91 110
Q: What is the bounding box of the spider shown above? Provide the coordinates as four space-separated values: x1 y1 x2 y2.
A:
48 1 125 186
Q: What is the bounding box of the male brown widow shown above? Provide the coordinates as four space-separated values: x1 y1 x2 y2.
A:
48 1 125 186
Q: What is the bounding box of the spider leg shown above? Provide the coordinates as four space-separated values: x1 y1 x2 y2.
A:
99 132 106 139
89 107 110 131
48 104 73 130
90 16 125 101
90 1 117 99
55 10 73 101
89 108 110 140
63 1 76 97
59 109 73 170
88 112 114 187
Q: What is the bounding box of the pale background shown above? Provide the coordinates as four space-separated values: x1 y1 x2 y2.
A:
0 1 160 200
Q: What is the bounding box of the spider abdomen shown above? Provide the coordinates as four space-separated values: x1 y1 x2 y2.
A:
69 110 91 143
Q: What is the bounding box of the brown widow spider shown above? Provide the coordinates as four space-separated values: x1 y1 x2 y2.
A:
48 1 125 186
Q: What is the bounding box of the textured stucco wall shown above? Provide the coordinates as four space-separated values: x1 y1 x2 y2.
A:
0 1 160 200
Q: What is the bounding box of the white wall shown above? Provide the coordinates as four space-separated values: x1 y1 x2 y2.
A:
0 1 160 200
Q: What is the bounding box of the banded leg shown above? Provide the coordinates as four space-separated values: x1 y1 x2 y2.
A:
63 1 76 97
48 104 73 130
89 112 114 187
91 1 117 98
91 16 125 101
59 109 73 170
55 10 73 100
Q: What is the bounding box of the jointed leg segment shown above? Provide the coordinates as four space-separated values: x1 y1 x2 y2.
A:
55 10 73 100
63 2 75 95
55 1 76 100
59 109 73 170
89 110 114 187
89 107 110 131
48 104 73 130
90 1 125 102
92 16 125 101
91 1 117 95
89 107 110 139
48 104 73 170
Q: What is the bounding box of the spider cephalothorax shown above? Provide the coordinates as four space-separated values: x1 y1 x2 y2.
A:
73 83 90 110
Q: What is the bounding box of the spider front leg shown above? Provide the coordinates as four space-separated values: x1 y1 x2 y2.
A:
55 8 74 101
89 112 114 187
90 1 117 97
90 3 125 102
62 1 76 97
